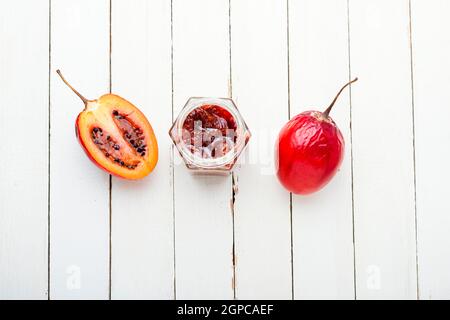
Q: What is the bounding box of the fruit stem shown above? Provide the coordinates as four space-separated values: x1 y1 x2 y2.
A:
323 77 358 118
56 69 89 106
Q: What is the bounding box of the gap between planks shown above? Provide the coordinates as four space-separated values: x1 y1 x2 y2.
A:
346 0 357 300
286 0 295 300
407 0 420 300
47 0 52 301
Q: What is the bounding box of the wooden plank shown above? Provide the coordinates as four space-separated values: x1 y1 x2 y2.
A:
349 0 417 299
172 0 234 299
230 0 291 299
50 0 110 299
0 0 49 299
110 0 174 299
410 0 450 300
288 0 355 299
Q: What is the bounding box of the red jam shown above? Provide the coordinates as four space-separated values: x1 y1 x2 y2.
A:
182 104 237 158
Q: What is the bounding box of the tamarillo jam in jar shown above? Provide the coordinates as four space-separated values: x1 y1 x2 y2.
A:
170 97 251 175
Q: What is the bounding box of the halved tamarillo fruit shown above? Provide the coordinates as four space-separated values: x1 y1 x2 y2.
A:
56 69 158 180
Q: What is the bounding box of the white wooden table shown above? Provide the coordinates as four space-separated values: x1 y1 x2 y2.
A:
1 0 449 300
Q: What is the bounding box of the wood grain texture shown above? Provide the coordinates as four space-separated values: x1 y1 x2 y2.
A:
110 0 174 299
0 0 49 300
289 0 355 300
349 0 417 299
410 0 450 300
50 0 110 299
172 0 234 299
231 0 292 299
3 0 450 300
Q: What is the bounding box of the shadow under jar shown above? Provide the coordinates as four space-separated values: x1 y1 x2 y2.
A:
170 97 251 175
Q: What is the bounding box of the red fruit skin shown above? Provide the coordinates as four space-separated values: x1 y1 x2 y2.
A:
275 111 344 195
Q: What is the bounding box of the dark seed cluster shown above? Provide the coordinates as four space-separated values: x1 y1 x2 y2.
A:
91 126 137 170
112 110 147 158
89 107 149 171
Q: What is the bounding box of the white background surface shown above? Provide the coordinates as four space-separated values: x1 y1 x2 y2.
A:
0 0 449 300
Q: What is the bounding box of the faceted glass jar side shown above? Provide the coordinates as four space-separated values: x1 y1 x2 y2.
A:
169 97 251 175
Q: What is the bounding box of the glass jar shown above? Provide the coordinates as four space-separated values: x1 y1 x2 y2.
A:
169 97 251 175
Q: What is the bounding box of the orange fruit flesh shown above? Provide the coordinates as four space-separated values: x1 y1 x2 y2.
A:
76 94 158 180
